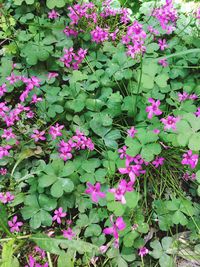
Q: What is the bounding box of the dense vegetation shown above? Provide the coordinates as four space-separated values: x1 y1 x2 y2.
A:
0 0 199 266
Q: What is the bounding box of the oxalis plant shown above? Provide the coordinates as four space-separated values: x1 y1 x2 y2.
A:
0 0 200 266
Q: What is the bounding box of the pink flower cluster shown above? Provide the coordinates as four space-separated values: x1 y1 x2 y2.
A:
0 145 12 159
60 47 87 70
58 129 94 161
122 21 147 59
0 191 14 203
6 74 41 102
68 2 96 25
181 150 199 169
25 246 48 267
152 0 178 34
182 172 196 181
178 92 198 102
119 156 146 184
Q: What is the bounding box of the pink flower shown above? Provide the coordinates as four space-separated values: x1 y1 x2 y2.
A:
63 227 76 240
49 123 64 140
0 168 7 175
8 216 23 232
181 150 198 169
1 128 16 140
182 172 196 181
85 182 106 203
109 179 133 204
52 207 67 224
0 191 14 203
47 72 59 79
153 129 160 134
91 26 109 43
31 129 46 142
48 10 60 19
118 159 145 183
0 145 11 159
103 216 126 239
195 107 200 117
31 94 43 104
178 92 189 102
118 146 127 159
127 127 137 138
0 84 7 97
146 98 162 119
99 245 108 253
158 58 168 67
34 246 46 259
138 247 149 257
160 115 179 131
152 156 165 168
158 39 168 50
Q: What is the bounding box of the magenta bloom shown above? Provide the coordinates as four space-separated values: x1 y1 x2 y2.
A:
1 128 16 140
178 92 189 102
127 126 137 138
160 116 179 131
0 145 12 159
158 58 168 67
48 10 60 19
0 83 7 97
49 123 64 140
195 107 200 117
103 216 126 239
52 207 66 224
138 247 149 257
99 245 109 253
152 156 165 168
109 179 133 204
85 182 106 203
63 227 76 240
8 216 23 232
31 129 46 142
0 168 7 175
47 72 58 79
158 39 168 50
91 26 109 43
146 98 162 119
181 150 199 169
0 191 14 203
31 94 43 104
118 146 127 159
119 160 145 183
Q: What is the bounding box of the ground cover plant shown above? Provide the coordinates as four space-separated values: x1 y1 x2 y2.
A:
0 0 200 266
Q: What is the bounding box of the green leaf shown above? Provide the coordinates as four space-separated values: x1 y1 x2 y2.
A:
82 159 101 173
125 191 140 209
103 130 121 149
38 194 57 211
1 239 19 267
61 162 75 177
189 133 200 150
31 233 98 255
159 254 175 267
84 224 102 237
39 175 57 188
155 74 169 88
150 240 163 259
